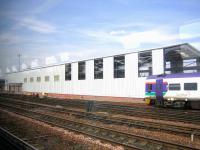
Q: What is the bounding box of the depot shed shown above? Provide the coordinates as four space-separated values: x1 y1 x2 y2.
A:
5 43 200 101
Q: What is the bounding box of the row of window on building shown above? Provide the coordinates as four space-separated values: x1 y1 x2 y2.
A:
23 52 152 83
24 75 60 83
24 46 200 83
65 52 153 80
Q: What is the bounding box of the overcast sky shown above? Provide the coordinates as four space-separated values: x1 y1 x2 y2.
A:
0 0 200 77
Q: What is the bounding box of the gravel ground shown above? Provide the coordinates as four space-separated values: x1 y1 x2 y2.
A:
34 108 200 149
1 96 200 149
0 109 123 150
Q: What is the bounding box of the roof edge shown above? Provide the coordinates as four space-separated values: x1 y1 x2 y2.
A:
6 43 192 74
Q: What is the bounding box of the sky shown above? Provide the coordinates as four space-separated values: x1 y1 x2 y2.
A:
0 0 200 77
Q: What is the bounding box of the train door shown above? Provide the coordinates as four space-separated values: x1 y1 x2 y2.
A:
155 79 164 106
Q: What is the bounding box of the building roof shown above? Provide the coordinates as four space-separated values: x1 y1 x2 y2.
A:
147 72 200 79
6 43 198 74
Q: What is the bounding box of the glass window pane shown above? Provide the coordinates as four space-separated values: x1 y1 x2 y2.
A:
54 75 59 81
164 44 200 74
65 63 71 80
45 76 49 82
30 77 34 82
94 58 103 79
169 83 181 90
37 77 41 82
114 55 125 78
78 61 85 80
184 83 197 90
138 51 152 77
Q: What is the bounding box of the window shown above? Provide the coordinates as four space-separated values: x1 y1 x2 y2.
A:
24 78 27 83
138 51 152 77
78 61 85 80
147 84 152 92
65 63 71 80
45 76 50 82
54 75 60 81
184 83 197 91
30 77 34 83
156 84 162 91
169 84 181 91
94 58 103 79
164 44 200 74
114 55 125 78
36 77 41 82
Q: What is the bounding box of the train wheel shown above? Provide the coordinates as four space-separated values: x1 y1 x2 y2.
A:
190 101 200 109
172 101 185 109
155 100 164 107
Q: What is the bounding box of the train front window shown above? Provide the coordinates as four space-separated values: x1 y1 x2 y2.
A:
147 84 152 92
169 84 180 91
156 84 162 91
184 83 197 91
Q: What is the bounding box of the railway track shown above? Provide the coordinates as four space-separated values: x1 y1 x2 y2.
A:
0 101 199 149
1 96 200 138
2 94 200 125
0 127 38 150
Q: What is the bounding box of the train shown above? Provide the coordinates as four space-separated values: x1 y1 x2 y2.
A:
145 72 200 109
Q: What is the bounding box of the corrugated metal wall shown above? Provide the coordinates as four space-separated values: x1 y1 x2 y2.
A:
5 48 164 98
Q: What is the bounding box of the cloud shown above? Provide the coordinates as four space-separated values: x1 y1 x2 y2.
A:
0 33 23 44
32 0 62 14
31 59 39 68
12 66 17 72
109 30 126 36
179 21 200 39
59 52 69 62
21 63 28 70
119 30 178 49
6 68 10 73
45 56 57 65
17 17 56 34
191 42 200 50
82 28 179 49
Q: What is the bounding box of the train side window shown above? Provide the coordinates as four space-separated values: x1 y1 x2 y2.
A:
169 83 180 90
184 83 197 91
147 84 152 91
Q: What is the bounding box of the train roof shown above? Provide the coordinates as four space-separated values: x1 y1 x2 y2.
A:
147 72 200 79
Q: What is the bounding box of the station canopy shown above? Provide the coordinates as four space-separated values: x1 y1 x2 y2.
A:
164 43 200 74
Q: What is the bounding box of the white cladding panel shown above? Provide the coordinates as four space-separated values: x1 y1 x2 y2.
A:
5 48 164 98
6 65 64 93
152 49 164 75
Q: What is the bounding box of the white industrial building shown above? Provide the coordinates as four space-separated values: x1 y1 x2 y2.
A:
4 43 200 101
